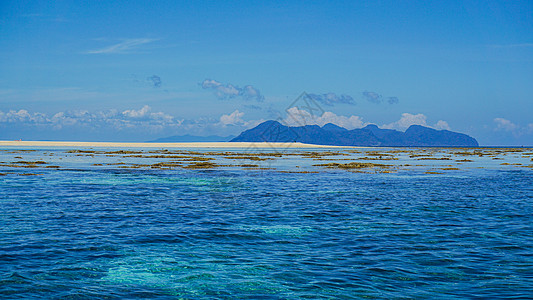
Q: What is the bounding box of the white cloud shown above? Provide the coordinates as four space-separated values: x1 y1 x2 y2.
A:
282 109 449 132
0 106 177 133
150 112 173 122
0 109 48 124
494 118 518 131
217 85 240 98
320 112 365 129
382 113 455 131
51 112 77 128
122 105 151 118
0 106 267 138
283 107 365 129
0 106 467 140
383 113 427 130
493 118 533 138
241 85 263 101
200 79 221 89
435 120 451 130
219 110 245 126
86 38 157 54
217 110 265 130
200 79 264 102
281 108 451 132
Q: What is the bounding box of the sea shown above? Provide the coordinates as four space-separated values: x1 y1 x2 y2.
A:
1 146 532 299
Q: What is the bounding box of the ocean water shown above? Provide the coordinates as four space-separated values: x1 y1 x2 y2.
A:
1 147 532 299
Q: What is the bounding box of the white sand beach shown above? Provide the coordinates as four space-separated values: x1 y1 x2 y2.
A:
0 141 342 148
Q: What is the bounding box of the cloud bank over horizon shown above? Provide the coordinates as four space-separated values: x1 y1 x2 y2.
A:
1 105 476 142
282 108 452 131
0 106 262 141
3 100 532 145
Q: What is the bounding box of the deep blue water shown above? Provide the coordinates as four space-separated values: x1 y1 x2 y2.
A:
1 148 532 299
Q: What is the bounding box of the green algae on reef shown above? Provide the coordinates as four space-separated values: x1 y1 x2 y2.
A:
0 161 49 168
279 170 319 173
183 162 218 169
223 156 270 161
416 157 452 160
151 162 183 168
356 156 398 161
313 162 391 170
236 164 260 168
13 160 47 164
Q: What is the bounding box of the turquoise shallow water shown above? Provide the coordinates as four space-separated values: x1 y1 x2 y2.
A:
1 147 532 299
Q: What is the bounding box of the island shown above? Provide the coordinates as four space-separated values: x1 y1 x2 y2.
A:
231 120 479 147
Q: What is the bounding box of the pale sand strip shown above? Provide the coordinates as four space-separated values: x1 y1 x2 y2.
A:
0 141 344 148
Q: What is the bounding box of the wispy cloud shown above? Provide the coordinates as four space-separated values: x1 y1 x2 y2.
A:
147 75 162 88
20 13 45 18
86 38 157 54
494 118 518 131
362 91 399 105
362 91 382 104
434 120 451 130
20 13 67 22
200 79 264 102
387 97 399 104
307 93 356 106
130 74 163 88
493 117 533 138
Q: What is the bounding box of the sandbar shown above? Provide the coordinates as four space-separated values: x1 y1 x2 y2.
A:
0 141 343 148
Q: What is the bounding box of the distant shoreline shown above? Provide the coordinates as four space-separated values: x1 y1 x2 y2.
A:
0 141 344 148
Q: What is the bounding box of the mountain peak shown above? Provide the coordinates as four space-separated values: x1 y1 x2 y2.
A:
363 124 379 129
405 124 435 133
322 123 347 131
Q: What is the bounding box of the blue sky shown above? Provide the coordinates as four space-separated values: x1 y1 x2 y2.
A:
1 0 532 145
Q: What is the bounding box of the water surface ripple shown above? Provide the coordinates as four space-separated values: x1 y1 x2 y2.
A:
1 152 532 299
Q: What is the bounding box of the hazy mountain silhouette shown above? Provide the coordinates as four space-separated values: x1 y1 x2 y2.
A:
231 121 478 146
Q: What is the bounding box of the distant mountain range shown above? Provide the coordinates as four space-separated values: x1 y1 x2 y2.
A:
150 134 235 143
230 120 479 147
